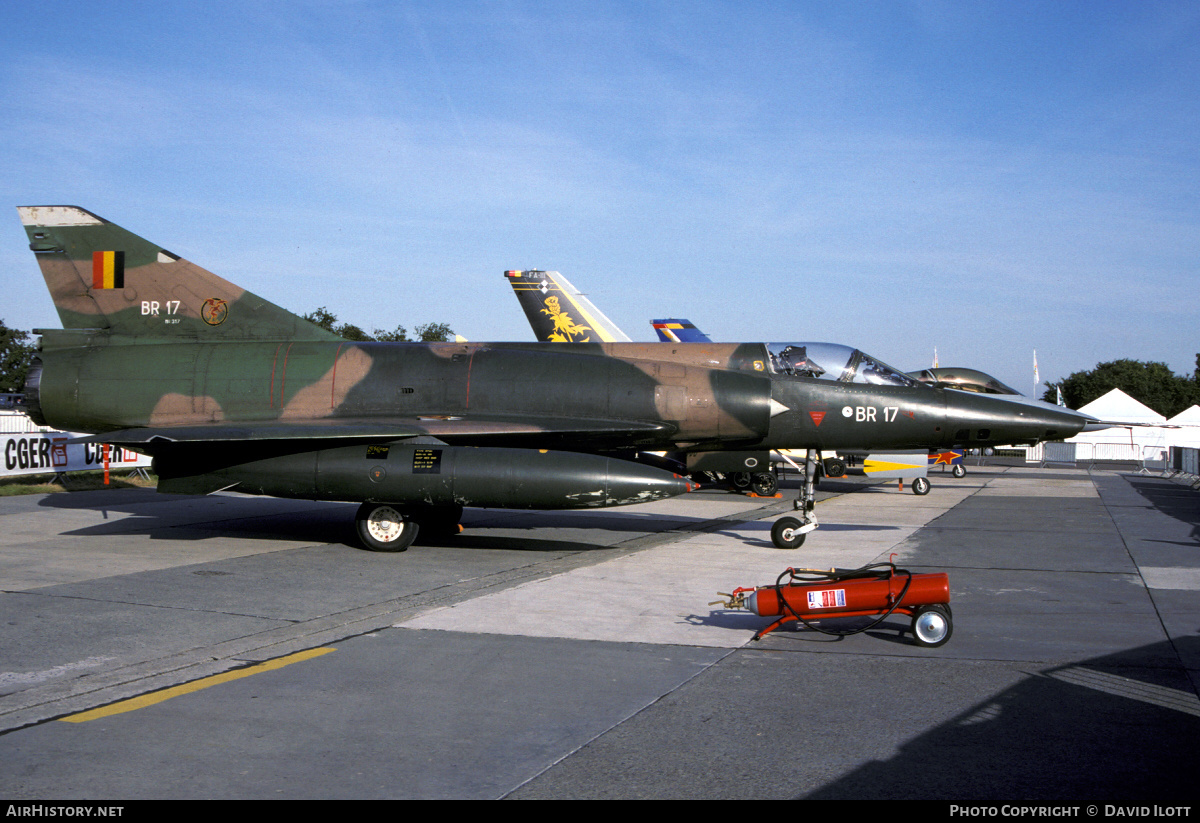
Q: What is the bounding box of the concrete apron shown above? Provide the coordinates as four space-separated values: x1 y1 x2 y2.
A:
398 472 1064 647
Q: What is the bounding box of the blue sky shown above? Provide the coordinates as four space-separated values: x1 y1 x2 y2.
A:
2 1 1197 395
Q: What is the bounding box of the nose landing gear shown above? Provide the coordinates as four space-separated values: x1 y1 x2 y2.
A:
771 448 820 549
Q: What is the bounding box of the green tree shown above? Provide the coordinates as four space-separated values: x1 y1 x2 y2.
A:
0 319 34 393
333 323 372 342
303 306 338 333
372 322 454 342
1042 359 1200 417
302 306 370 340
413 322 454 342
372 325 410 342
302 308 453 343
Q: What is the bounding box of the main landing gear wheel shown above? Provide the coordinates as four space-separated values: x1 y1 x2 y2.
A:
355 503 420 552
823 457 847 478
771 516 807 549
912 476 931 495
910 604 952 647
730 472 751 490
751 472 778 496
952 464 966 478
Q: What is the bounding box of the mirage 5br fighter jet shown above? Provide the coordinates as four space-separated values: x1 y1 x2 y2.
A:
18 207 1091 552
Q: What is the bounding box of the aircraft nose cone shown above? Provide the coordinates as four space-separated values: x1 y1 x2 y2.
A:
1029 404 1095 440
942 391 1093 446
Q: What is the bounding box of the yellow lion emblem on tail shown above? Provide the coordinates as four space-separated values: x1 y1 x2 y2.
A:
540 296 592 342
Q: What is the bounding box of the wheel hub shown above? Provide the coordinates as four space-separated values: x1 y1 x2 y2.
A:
367 506 404 542
914 610 948 643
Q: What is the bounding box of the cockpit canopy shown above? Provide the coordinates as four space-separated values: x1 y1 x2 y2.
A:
908 367 1022 396
766 343 920 388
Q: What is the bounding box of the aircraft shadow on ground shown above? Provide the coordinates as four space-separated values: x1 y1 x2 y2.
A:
32 488 739 552
730 521 902 550
412 534 607 553
33 486 171 511
39 497 361 546
800 635 1200 801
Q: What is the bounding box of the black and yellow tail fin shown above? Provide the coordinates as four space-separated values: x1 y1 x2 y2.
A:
18 206 336 341
504 269 631 343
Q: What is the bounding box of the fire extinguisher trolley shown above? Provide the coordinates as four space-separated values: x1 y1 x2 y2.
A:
716 561 952 646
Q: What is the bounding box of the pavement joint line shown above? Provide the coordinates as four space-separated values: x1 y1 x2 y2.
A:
886 564 1142 576
1093 471 1200 692
501 643 744 799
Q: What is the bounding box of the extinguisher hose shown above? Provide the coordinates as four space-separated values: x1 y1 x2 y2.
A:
773 562 915 638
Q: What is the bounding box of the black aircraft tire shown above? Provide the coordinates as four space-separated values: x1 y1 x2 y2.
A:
731 472 751 489
751 472 778 496
771 516 807 549
911 604 952 647
356 503 420 552
912 477 931 495
823 458 847 478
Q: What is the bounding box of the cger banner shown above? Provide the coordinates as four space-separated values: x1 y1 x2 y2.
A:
1 431 152 477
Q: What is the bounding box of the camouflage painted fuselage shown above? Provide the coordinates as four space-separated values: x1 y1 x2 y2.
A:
29 335 1081 456
29 338 769 448
18 205 1091 511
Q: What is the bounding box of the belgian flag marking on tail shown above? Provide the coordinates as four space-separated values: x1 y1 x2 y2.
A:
92 251 125 289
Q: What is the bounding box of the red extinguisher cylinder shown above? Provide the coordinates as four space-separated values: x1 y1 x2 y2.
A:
747 572 949 618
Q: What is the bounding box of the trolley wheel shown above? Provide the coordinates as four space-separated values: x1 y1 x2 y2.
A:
355 503 419 552
952 464 966 478
751 472 778 496
730 472 751 489
771 516 807 549
910 604 952 647
912 476 931 495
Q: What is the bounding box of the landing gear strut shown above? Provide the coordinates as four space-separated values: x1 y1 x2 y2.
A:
771 448 820 549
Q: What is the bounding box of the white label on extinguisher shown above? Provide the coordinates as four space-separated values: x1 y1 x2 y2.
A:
807 589 847 609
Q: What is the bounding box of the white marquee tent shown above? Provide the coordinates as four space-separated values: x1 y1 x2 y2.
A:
1166 405 1200 449
1062 389 1200 461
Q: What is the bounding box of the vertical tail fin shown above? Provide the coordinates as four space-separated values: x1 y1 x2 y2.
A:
18 206 336 341
503 269 631 343
651 319 712 343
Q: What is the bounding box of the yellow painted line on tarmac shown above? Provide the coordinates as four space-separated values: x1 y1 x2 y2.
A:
59 647 335 723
